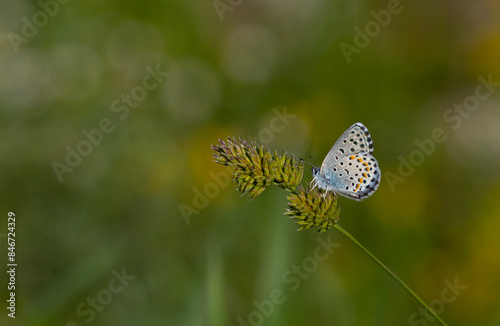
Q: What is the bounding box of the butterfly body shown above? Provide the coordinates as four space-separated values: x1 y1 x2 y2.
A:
312 123 381 201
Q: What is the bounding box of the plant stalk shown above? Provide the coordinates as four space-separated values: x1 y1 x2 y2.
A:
333 224 448 326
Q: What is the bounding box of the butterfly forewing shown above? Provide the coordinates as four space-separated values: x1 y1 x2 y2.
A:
320 123 374 172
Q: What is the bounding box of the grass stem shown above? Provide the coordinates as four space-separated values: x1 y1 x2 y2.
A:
333 224 448 326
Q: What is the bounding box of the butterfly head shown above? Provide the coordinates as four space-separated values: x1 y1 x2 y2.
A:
311 166 319 177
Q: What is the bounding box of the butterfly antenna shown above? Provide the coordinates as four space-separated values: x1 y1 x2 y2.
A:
301 157 315 167
308 155 320 167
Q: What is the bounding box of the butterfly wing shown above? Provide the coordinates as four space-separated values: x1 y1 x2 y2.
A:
315 123 380 200
329 152 380 201
320 122 374 173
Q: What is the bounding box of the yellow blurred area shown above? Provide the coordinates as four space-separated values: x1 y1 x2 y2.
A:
467 31 500 77
461 188 500 318
185 123 248 189
369 176 429 228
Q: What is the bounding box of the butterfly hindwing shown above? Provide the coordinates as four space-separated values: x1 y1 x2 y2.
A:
328 152 380 201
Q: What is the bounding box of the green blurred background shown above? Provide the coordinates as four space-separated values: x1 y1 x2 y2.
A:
1 0 500 325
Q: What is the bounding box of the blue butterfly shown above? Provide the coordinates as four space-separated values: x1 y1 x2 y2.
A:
312 122 381 201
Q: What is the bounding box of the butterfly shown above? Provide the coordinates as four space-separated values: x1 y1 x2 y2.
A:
311 122 381 201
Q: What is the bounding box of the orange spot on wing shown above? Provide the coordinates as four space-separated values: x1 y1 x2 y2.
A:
363 162 369 166
363 173 368 178
350 155 355 160
357 158 363 162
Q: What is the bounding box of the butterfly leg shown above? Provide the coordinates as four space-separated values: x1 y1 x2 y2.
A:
310 178 317 190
